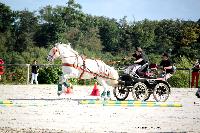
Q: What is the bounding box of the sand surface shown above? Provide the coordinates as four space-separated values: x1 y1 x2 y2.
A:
0 85 200 132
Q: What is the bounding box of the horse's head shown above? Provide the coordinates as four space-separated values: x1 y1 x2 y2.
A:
47 43 61 62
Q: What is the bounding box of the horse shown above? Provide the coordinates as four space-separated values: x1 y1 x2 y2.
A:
47 43 119 99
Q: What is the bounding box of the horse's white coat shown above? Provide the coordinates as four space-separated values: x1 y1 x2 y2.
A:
47 43 119 97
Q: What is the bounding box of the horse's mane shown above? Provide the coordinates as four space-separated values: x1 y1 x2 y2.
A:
56 43 79 55
55 43 115 70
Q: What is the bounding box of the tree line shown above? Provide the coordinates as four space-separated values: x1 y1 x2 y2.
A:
0 0 200 87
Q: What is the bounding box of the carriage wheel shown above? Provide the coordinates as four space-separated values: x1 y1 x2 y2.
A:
113 85 129 101
153 83 170 102
132 82 148 101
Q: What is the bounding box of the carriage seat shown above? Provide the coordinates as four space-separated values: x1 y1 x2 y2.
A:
149 63 158 70
137 63 158 78
144 63 158 78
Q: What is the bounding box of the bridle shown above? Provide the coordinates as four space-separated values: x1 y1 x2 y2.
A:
48 47 60 61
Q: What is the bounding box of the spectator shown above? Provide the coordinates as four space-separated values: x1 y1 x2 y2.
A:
30 60 39 84
191 59 200 88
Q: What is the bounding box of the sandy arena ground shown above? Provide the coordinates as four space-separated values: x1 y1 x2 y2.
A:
0 85 200 132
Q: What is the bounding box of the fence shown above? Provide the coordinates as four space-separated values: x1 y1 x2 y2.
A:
0 64 196 88
0 64 95 85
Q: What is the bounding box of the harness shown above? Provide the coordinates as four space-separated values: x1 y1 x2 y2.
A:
62 55 86 79
49 46 117 80
62 56 116 80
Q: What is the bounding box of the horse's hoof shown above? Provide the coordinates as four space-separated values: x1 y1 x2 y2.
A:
107 91 111 97
101 91 106 97
57 91 62 96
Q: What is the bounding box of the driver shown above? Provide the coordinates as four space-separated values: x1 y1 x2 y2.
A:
126 47 148 76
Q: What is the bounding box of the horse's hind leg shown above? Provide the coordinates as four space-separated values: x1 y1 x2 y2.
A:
97 78 111 100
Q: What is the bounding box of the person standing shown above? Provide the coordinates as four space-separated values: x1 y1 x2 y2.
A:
191 59 200 88
30 60 39 84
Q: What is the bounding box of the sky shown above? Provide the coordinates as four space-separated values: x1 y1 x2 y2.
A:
1 0 200 22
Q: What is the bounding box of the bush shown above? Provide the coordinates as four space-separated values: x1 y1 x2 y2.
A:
168 56 191 88
168 70 190 88
38 66 62 84
0 66 27 84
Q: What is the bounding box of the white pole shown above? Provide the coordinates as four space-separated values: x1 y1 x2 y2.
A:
26 64 30 84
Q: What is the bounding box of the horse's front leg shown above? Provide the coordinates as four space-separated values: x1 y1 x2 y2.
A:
57 74 65 96
97 78 111 100
58 74 72 96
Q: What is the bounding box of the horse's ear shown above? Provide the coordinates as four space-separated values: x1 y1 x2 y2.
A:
67 43 71 47
54 43 58 47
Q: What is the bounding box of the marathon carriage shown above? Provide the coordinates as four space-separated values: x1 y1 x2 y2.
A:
113 63 171 102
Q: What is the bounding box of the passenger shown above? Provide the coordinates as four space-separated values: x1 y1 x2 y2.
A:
159 53 174 81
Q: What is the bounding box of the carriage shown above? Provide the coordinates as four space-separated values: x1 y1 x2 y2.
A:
113 63 171 102
47 43 171 101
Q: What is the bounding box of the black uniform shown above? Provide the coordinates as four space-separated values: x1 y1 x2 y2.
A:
132 53 148 75
160 60 173 74
132 53 146 66
32 65 39 74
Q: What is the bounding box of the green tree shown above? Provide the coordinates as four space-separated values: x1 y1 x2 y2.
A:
11 10 38 52
97 17 121 53
0 3 13 56
0 3 13 32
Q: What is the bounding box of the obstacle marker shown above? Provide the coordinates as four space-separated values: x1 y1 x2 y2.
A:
0 103 48 107
104 103 182 107
0 100 13 104
0 100 48 107
79 100 157 104
0 104 14 107
80 99 102 104
64 87 73 94
90 82 100 96
79 100 182 107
